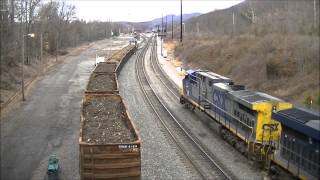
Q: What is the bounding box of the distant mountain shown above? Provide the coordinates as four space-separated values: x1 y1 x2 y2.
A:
116 13 201 32
184 1 318 35
149 13 202 27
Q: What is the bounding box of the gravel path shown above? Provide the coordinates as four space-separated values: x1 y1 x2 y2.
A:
145 41 267 180
118 45 196 179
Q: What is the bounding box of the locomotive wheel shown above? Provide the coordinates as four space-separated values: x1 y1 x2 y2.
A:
179 96 185 104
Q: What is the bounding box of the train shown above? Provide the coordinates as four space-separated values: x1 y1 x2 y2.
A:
179 69 319 180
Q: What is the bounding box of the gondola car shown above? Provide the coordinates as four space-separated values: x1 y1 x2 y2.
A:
180 69 292 162
270 108 320 180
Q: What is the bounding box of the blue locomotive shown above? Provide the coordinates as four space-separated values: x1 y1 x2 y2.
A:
180 69 319 179
270 108 319 179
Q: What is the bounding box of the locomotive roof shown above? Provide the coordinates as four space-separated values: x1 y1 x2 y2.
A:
213 83 245 92
272 108 320 141
197 71 232 82
229 90 283 108
214 83 233 91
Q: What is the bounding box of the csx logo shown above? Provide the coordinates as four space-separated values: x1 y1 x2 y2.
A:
213 90 224 108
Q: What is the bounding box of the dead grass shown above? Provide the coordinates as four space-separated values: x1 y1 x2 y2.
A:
168 34 320 110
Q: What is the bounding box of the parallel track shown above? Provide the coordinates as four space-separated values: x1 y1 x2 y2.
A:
135 36 235 180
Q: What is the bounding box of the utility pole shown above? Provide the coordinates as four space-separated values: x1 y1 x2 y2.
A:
313 0 316 33
25 0 28 65
232 11 235 37
161 14 163 34
161 14 163 56
180 0 183 42
172 15 174 40
40 33 43 73
56 33 58 62
20 0 25 101
165 15 167 34
104 22 108 38
196 22 200 35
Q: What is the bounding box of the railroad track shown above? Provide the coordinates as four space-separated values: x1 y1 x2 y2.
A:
135 36 235 180
149 37 238 179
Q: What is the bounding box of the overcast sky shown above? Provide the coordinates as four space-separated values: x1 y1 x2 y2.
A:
71 0 244 22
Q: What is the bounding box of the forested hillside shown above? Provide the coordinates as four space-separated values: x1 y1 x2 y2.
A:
0 0 125 105
171 0 319 109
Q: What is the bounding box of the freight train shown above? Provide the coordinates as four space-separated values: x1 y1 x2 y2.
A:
179 69 319 180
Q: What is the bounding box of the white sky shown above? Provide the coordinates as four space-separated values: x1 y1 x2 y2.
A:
71 0 244 22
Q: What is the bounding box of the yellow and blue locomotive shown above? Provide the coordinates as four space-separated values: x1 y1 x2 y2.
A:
180 69 319 179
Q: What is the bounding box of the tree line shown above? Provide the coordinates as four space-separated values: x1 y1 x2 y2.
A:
0 0 123 67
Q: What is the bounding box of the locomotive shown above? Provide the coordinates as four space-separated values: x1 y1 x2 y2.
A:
179 69 319 179
271 108 319 179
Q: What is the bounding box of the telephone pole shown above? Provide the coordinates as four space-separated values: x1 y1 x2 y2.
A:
171 15 174 40
232 11 235 37
180 0 183 42
161 14 163 34
165 15 167 34
313 0 316 33
161 14 163 56
196 22 199 35
21 0 25 101
40 33 43 73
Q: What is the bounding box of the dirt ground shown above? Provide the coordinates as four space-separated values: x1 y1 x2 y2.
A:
86 73 117 92
82 95 136 144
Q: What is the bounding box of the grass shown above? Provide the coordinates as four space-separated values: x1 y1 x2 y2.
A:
169 33 319 110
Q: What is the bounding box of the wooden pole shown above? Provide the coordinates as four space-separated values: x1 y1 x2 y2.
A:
232 11 235 37
197 22 199 35
21 0 25 101
56 33 58 62
180 0 182 42
171 15 173 40
165 15 167 34
40 33 43 73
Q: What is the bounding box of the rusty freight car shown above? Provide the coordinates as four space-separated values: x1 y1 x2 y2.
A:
79 45 140 179
79 94 141 180
85 73 118 94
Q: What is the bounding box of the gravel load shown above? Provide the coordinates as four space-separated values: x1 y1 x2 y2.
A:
82 95 137 144
108 45 135 63
86 73 117 92
93 62 117 73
